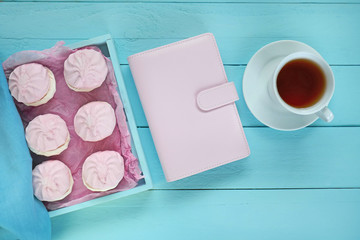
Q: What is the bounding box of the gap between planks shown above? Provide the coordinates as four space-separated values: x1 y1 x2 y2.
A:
149 187 360 191
2 1 360 4
137 126 360 128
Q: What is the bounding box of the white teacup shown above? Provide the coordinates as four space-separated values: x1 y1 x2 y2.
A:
268 52 335 122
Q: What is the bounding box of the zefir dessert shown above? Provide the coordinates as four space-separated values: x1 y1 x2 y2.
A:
74 101 116 142
64 49 108 92
25 114 70 157
82 151 125 192
32 160 74 202
8 63 56 106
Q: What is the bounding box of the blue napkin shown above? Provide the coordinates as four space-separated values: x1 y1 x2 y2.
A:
0 65 51 240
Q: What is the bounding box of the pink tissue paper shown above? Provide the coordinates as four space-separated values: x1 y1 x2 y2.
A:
3 42 143 210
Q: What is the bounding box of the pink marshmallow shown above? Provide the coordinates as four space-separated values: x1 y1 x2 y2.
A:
82 151 125 192
32 160 73 202
9 63 51 105
74 101 116 142
64 49 108 92
25 114 70 155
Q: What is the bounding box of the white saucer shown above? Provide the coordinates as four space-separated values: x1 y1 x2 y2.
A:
243 40 322 131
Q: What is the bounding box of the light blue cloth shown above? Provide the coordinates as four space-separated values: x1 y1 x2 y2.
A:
0 65 51 240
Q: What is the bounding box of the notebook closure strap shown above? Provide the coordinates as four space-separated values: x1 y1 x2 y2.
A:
197 82 239 112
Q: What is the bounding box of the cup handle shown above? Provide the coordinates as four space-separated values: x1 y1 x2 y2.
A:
316 106 334 122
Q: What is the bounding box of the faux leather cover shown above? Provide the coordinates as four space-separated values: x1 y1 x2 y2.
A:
128 33 250 182
197 82 239 111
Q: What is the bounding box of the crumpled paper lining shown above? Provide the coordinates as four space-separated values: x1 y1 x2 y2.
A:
3 42 143 211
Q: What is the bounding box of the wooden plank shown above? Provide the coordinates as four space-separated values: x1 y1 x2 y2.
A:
0 3 359 64
116 37 360 65
51 189 360 240
1 37 360 65
4 0 360 3
2 44 358 127
122 65 360 127
136 127 360 189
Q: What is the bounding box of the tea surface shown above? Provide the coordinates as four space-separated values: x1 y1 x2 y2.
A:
277 59 326 108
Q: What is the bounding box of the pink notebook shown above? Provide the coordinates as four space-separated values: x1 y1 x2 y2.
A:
128 33 250 182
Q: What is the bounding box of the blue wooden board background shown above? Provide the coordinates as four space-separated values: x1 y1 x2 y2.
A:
1 1 360 239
